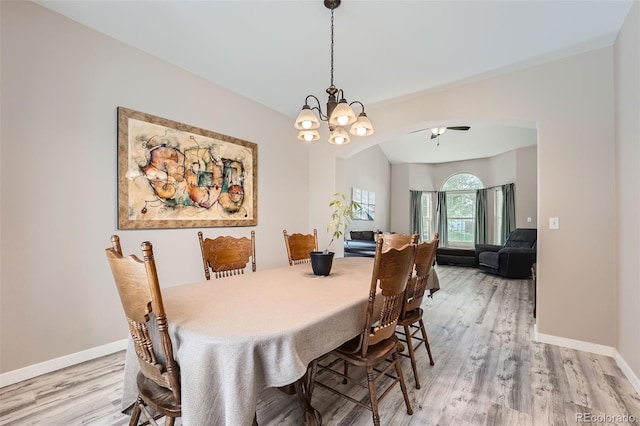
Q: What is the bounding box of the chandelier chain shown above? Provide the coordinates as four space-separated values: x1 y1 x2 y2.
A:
330 7 334 88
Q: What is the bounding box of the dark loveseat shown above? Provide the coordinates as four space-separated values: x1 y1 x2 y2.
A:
475 228 537 278
344 230 379 257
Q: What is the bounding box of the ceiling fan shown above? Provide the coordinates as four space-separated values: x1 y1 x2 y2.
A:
429 126 471 139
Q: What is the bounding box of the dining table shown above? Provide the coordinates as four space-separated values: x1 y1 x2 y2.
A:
121 256 441 425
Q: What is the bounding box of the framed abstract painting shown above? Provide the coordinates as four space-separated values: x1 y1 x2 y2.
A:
117 107 258 229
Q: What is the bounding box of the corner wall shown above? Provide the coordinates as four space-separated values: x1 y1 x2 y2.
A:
0 2 309 373
614 0 640 386
315 47 618 353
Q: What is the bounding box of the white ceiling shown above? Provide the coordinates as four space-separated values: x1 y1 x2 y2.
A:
35 0 633 163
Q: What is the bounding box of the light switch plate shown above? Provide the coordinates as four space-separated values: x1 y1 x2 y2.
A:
549 217 559 229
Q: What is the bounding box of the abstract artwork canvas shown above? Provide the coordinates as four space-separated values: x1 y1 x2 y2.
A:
117 107 257 229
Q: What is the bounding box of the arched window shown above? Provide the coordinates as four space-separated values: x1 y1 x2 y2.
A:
441 173 483 247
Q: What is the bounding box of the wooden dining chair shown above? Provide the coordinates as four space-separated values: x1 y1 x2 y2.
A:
283 229 318 266
396 233 439 389
379 233 418 252
198 230 256 279
310 238 416 426
105 235 181 426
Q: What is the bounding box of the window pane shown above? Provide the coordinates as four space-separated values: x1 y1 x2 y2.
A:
448 219 475 243
441 173 483 191
420 193 431 241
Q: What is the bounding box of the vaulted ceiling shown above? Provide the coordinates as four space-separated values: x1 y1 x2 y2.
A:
36 0 633 163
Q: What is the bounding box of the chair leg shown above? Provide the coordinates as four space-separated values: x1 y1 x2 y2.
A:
393 351 413 416
128 399 142 426
366 366 381 426
342 360 349 385
404 324 421 389
419 319 435 366
164 417 175 426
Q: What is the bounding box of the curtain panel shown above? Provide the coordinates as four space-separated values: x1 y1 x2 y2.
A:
436 191 448 247
475 188 488 244
410 190 423 240
501 183 516 241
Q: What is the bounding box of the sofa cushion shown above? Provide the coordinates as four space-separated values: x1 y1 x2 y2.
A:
478 251 500 269
504 228 537 249
350 230 375 241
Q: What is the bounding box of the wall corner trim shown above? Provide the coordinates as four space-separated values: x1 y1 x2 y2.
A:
534 325 640 395
614 349 640 396
0 339 127 388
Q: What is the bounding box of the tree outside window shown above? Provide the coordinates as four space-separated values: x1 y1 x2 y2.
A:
441 173 483 247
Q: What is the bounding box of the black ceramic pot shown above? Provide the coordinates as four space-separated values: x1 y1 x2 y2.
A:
309 251 335 276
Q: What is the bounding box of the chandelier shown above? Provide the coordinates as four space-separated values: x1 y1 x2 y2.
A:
294 0 374 145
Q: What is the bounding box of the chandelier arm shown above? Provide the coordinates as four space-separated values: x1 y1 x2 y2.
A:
349 100 365 113
305 94 329 121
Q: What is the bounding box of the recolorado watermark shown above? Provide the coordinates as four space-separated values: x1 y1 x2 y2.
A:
576 413 636 423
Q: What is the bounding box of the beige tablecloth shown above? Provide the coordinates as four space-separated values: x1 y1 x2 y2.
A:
122 257 375 426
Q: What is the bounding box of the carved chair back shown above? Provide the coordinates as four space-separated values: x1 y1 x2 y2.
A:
358 239 416 357
105 235 180 405
198 231 256 280
380 233 419 253
283 229 318 266
402 233 439 316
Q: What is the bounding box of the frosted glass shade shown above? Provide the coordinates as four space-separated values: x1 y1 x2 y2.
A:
328 126 351 145
297 129 320 143
328 100 356 127
294 106 320 130
349 113 374 136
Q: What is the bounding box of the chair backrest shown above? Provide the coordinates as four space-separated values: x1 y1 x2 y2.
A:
198 231 256 280
283 229 318 265
105 235 180 403
379 233 419 253
504 228 537 249
358 238 416 357
402 233 439 316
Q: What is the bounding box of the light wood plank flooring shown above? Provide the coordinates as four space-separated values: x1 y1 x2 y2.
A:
1 266 639 425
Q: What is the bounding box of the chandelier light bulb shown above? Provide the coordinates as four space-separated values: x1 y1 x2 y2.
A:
302 120 313 129
337 115 349 126
356 127 367 136
304 133 314 141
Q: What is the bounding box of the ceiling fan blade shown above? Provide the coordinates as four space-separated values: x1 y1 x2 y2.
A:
408 128 428 134
447 126 470 131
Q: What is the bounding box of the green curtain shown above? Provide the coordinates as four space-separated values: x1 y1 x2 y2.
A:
502 183 516 242
410 190 423 241
436 191 448 247
475 188 488 244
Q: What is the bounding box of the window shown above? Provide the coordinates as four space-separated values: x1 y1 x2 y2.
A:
441 173 483 247
420 192 432 241
494 188 504 245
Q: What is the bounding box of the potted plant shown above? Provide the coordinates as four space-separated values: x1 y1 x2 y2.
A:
310 192 361 276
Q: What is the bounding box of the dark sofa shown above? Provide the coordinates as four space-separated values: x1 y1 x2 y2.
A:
344 230 379 257
475 228 537 278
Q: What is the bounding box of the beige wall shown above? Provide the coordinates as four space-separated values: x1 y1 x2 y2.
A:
337 145 391 237
614 1 640 380
316 47 618 351
0 2 309 373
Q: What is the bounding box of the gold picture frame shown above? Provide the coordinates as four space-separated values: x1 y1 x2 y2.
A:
117 107 257 229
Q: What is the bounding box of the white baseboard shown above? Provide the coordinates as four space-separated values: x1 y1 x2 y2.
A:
0 339 127 388
534 325 616 356
534 325 640 395
614 349 640 396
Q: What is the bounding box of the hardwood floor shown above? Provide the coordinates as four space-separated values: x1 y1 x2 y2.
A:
1 265 638 425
